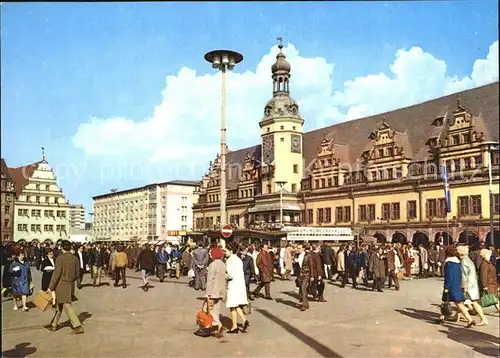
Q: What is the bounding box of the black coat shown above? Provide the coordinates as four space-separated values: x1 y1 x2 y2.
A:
2 257 14 289
74 251 89 269
241 254 255 285
88 249 106 267
139 249 156 272
321 245 334 265
41 257 55 291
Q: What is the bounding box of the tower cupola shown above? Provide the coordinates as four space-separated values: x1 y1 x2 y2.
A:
271 37 291 95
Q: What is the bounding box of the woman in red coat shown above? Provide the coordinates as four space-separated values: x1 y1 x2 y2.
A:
252 245 273 300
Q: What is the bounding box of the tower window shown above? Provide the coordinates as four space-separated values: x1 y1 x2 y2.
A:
293 164 298 173
293 126 296 130
280 137 284 142
280 125 284 130
267 127 270 132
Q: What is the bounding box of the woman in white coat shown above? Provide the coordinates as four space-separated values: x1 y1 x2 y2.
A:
225 242 249 334
457 245 488 325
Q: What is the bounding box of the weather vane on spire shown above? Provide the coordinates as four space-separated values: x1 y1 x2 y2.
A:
42 146 46 161
277 36 283 51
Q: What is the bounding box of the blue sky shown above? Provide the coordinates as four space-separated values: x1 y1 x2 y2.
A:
1 2 498 219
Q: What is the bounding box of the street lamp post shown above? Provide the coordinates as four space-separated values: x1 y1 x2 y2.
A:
204 50 243 245
276 181 287 228
482 141 499 245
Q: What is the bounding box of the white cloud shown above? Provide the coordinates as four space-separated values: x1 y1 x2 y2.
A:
72 40 498 165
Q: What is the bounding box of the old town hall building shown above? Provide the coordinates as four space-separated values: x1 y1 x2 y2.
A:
193 43 499 247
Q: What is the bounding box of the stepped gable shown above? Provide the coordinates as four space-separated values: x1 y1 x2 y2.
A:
7 161 42 197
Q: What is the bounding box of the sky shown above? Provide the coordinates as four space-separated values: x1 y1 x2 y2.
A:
1 2 498 220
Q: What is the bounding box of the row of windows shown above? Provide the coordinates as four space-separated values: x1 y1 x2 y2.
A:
32 184 52 191
303 194 500 225
22 195 64 204
17 224 66 232
17 209 66 218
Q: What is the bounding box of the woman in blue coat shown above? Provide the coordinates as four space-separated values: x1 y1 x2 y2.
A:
9 250 32 312
442 245 475 327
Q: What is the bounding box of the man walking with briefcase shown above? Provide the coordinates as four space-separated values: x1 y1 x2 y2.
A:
46 240 84 334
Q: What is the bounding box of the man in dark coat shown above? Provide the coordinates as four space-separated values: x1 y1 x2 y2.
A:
297 243 314 311
46 240 83 334
311 244 327 302
240 245 255 300
386 244 401 290
138 244 156 291
369 246 387 292
74 245 88 289
342 245 359 288
320 242 335 280
253 244 273 300
191 242 209 291
88 243 106 287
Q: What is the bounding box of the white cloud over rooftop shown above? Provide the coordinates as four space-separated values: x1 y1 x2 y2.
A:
72 40 498 166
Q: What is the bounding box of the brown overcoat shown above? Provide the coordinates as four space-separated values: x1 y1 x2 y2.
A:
48 252 79 304
256 250 273 283
369 253 387 279
479 259 498 294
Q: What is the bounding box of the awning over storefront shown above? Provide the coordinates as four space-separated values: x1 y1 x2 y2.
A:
248 203 301 213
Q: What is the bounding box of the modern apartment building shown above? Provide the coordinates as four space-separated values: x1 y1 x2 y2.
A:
69 204 85 230
8 155 70 243
92 180 199 243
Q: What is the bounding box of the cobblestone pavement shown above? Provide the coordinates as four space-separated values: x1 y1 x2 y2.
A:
2 269 499 357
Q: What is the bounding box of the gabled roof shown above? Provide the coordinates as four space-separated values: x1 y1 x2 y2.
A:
1 158 11 179
218 82 499 186
7 161 42 197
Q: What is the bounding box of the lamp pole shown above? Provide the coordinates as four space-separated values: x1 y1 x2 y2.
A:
276 181 287 228
204 50 243 245
482 141 499 245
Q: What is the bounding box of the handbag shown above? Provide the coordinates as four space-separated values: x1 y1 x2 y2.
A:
480 291 499 308
440 290 453 317
196 299 213 329
243 301 252 315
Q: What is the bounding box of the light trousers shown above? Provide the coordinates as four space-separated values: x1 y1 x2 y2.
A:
141 269 149 285
51 303 82 329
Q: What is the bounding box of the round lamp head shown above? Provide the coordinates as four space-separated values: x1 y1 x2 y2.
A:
205 50 243 70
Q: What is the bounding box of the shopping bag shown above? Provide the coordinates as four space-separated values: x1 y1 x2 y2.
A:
480 292 498 308
196 299 213 329
33 291 53 312
243 301 251 315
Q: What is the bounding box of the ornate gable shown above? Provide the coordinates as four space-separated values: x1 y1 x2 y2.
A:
442 98 485 148
363 118 407 161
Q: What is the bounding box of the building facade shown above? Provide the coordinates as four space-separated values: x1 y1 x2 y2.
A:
93 180 199 243
9 156 70 243
193 43 500 247
69 204 85 230
1 158 16 242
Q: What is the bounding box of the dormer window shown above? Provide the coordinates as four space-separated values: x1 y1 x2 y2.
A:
378 149 384 158
387 147 393 156
452 135 460 145
432 116 444 126
462 133 470 143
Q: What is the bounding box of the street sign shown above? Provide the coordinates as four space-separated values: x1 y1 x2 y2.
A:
221 224 233 238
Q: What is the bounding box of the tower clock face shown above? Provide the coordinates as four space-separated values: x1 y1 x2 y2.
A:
262 135 275 164
291 134 302 153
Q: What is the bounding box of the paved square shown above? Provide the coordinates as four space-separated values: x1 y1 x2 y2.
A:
2 270 499 357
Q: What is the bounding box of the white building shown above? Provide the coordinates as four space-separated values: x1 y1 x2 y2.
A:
9 155 70 244
69 204 85 230
92 180 199 244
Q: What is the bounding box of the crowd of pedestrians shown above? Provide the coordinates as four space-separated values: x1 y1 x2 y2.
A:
1 237 499 339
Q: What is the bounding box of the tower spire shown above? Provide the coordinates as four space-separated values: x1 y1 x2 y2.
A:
41 147 46 161
277 36 283 51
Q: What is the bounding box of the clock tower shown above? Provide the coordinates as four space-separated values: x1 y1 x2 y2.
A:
259 38 304 194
